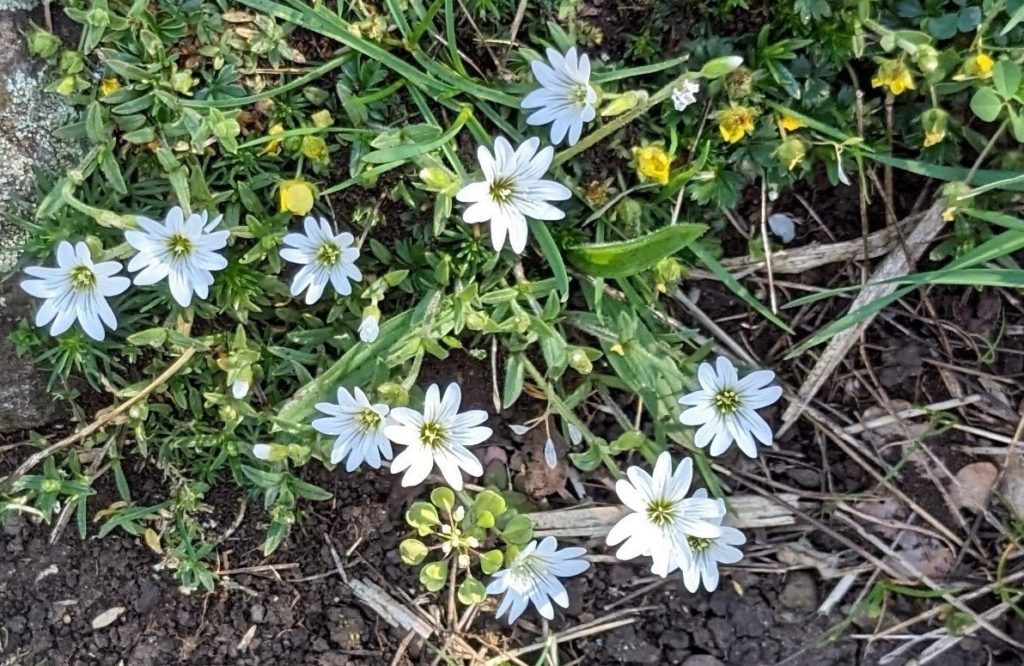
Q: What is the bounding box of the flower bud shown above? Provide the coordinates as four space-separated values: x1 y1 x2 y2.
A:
171 70 196 94
465 311 488 331
26 25 60 59
913 44 939 75
653 257 684 293
377 382 408 406
568 348 593 375
278 179 316 215
774 137 808 171
418 165 459 194
700 55 744 79
600 90 647 117
920 108 949 148
724 67 754 99
301 135 329 163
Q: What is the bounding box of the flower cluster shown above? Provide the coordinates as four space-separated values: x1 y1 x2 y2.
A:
21 207 364 340
311 382 491 491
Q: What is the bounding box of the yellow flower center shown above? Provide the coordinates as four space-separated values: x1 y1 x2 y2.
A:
167 233 194 259
419 421 447 449
569 84 590 106
713 389 741 415
489 177 515 203
355 408 381 431
687 536 712 552
646 498 678 526
68 265 96 292
315 241 341 267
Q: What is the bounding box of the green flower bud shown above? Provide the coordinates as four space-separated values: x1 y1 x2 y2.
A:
418 165 459 194
41 478 62 493
84 235 104 259
920 107 949 148
724 67 754 99
311 110 333 128
568 348 593 375
378 382 408 406
465 311 488 331
271 505 295 525
86 8 111 28
60 50 85 74
913 44 940 75
26 25 61 59
300 135 329 163
599 90 647 117
128 402 149 421
774 137 808 171
171 70 196 94
653 257 684 293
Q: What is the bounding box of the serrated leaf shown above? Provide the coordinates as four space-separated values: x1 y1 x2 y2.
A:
400 538 429 565
566 224 707 278
970 87 1003 122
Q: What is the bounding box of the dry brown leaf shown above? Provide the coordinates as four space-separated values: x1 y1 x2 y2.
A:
950 462 999 512
509 429 568 498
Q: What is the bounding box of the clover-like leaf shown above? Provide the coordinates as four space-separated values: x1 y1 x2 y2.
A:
473 489 506 522
480 549 504 575
406 501 439 535
430 487 455 512
400 538 429 566
419 560 449 592
501 514 534 545
970 87 1003 122
457 577 487 605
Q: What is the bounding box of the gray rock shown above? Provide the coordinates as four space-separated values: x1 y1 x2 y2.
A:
779 571 819 613
681 656 725 666
0 9 78 433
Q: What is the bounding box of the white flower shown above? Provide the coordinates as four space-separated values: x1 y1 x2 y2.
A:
280 216 362 304
313 387 392 472
678 356 782 458
231 378 250 400
606 452 724 577
486 536 589 623
21 241 130 341
677 489 746 592
521 47 598 146
358 312 379 343
671 79 700 112
125 206 230 307
384 383 491 490
455 137 571 254
252 444 274 460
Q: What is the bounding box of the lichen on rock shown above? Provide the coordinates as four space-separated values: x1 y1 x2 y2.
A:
0 26 81 274
0 0 39 12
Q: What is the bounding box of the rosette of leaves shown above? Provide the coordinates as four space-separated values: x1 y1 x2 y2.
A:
400 488 534 605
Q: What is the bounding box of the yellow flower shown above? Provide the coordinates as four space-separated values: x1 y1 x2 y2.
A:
778 115 805 132
100 77 121 97
718 106 757 143
260 124 284 156
963 52 995 79
279 179 315 215
871 59 915 95
301 135 329 163
311 110 333 128
632 145 671 185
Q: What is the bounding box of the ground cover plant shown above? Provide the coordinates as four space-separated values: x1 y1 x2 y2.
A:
2 0 1024 663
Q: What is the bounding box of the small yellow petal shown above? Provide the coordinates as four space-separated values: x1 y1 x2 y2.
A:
279 180 315 215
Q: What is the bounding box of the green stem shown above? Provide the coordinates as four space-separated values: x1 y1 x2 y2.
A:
966 119 1008 182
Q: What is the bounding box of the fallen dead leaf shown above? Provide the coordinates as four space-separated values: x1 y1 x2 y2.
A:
950 461 999 512
509 428 568 498
91 606 125 630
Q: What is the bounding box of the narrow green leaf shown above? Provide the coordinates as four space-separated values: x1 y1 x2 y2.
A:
689 242 793 333
529 219 569 297
867 154 1024 192
566 224 707 278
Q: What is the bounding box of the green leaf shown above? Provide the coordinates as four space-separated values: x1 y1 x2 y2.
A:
994 60 1022 98
406 501 440 531
970 87 1003 122
690 242 793 333
700 55 743 79
473 490 505 521
529 219 569 297
1000 1 1024 35
289 477 333 501
480 549 504 574
274 310 414 429
609 430 646 453
566 224 707 278
430 487 455 512
126 327 168 347
400 538 429 565
502 354 524 409
501 514 533 545
419 560 448 592
362 107 470 164
868 154 1024 192
457 577 486 605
